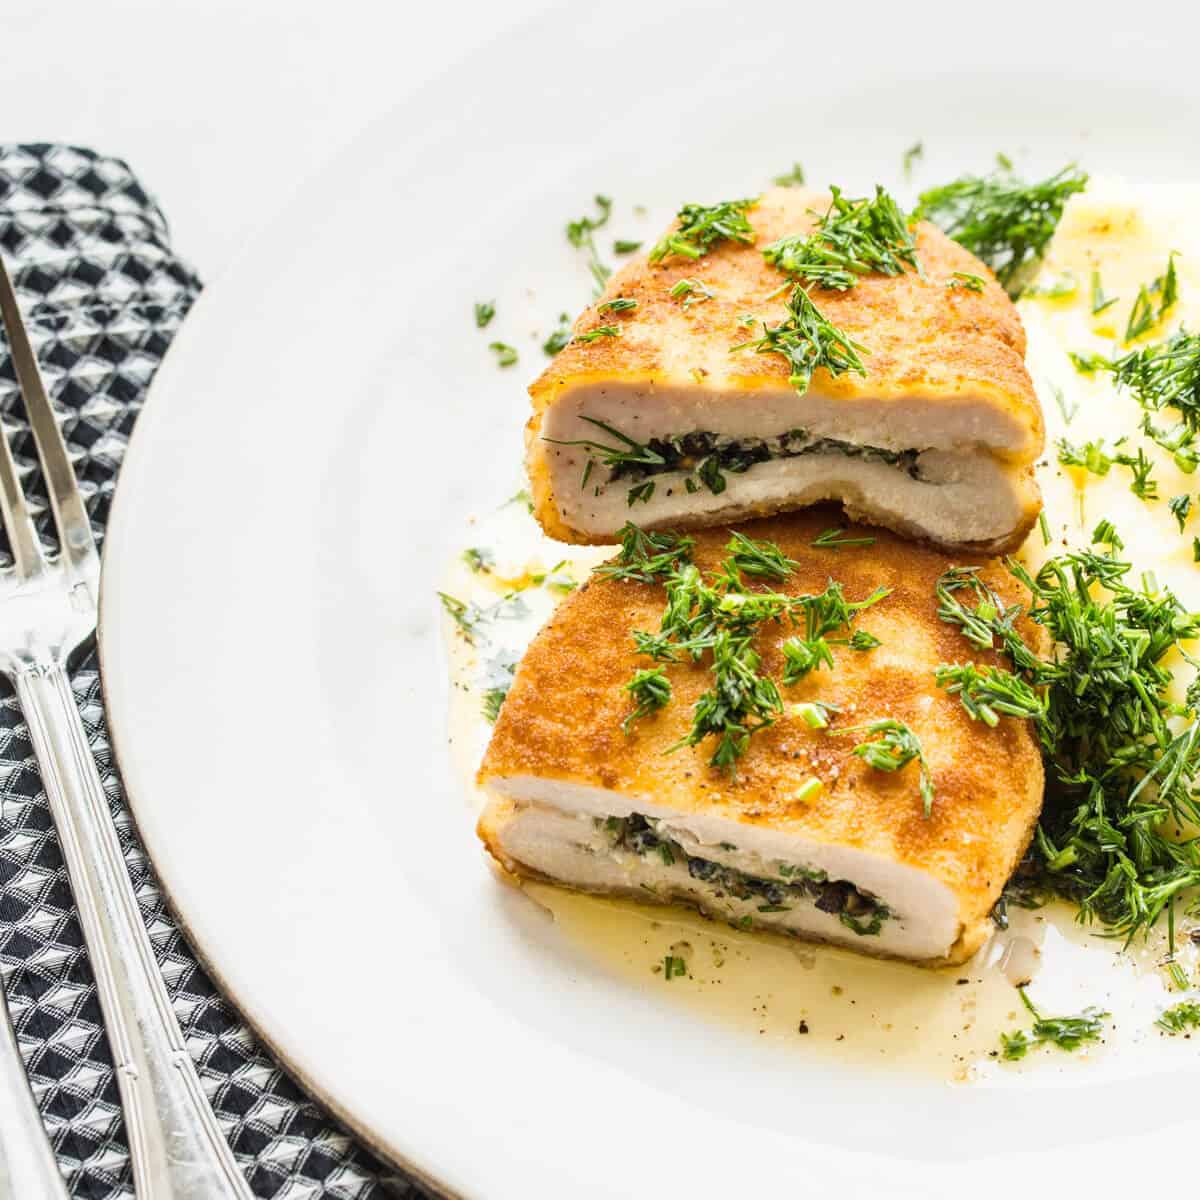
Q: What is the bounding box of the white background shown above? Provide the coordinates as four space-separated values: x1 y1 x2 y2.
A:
4 0 545 276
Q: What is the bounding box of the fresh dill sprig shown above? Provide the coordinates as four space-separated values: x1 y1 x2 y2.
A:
488 341 518 367
937 545 1200 943
1170 493 1193 532
543 312 572 356
781 635 834 684
724 531 799 582
934 662 1046 727
947 271 986 292
544 416 664 478
669 277 714 308
474 301 495 328
597 297 638 314
773 163 806 187
1156 1001 1200 1034
649 197 758 264
1056 437 1159 501
838 719 935 816
622 667 672 734
914 164 1088 297
462 546 493 573
1000 988 1108 1060
762 185 919 291
482 686 509 723
566 194 614 293
731 284 868 395
594 523 695 584
575 324 622 344
811 527 876 549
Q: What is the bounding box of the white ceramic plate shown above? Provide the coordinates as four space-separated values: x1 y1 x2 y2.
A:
100 4 1200 1196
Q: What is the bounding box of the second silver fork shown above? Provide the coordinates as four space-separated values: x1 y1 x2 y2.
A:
0 252 252 1199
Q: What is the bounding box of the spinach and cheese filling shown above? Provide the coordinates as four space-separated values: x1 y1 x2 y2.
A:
561 424 923 501
598 814 891 936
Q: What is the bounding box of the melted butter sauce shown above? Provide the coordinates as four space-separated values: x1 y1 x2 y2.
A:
441 181 1200 1081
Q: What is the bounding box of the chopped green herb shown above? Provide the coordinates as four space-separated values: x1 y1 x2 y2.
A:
545 417 665 480
438 591 478 643
462 546 494 573
1090 270 1117 315
1038 510 1051 545
1125 285 1157 344
1069 350 1109 374
613 239 642 254
792 701 836 730
662 954 688 980
627 480 655 506
934 662 1046 727
669 277 714 308
1161 251 1180 314
811 527 876 549
781 635 834 684
482 686 509 723
649 197 758 264
1023 272 1077 300
731 284 867 395
914 164 1088 296
507 488 534 513
1156 1001 1200 1034
566 194 614 293
597 297 638 314
724 530 799 582
595 524 695 584
1170 493 1193 532
1056 437 1158 500
1091 518 1123 550
1050 382 1077 424
762 185 919 291
543 313 572 356
489 341 518 367
474 301 495 328
531 560 577 594
622 667 672 733
947 271 987 292
1000 988 1108 1060
841 630 881 651
902 141 923 178
773 163 806 187
575 324 622 344
839 719 935 816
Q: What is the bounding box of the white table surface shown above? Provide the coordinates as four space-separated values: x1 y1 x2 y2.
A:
5 0 545 276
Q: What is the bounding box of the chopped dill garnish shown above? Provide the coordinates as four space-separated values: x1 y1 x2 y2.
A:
542 312 572 356
566 194 614 293
622 667 672 733
669 277 714 308
934 662 1046 727
724 531 800 582
627 480 655 505
474 301 495 328
811 527 876 550
438 592 478 643
1090 270 1117 315
649 197 758 264
575 324 622 343
838 719 934 815
613 239 642 254
1023 272 1076 300
661 954 688 980
1000 988 1108 1060
1069 350 1109 374
840 629 881 651
947 271 987 292
1156 1001 1200 1034
937 545 1200 943
597 297 638 314
482 686 509 723
488 341 518 367
762 185 919 291
1125 286 1157 344
1056 437 1158 500
914 164 1088 297
1050 381 1077 424
462 546 494 573
902 141 923 178
781 635 834 684
1170 493 1193 532
731 284 867 395
773 163 806 187
1038 510 1052 545
506 487 534 513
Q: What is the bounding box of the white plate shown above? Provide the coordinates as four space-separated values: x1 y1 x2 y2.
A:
100 4 1200 1197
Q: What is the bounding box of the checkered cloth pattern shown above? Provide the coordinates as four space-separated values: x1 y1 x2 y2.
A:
0 145 429 1199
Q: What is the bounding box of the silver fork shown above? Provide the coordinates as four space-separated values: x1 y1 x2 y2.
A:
0 253 252 1199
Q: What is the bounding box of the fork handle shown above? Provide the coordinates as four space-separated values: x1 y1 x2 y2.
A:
15 663 251 1200
0 987 69 1199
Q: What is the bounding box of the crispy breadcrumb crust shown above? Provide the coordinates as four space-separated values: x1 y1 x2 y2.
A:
526 187 1044 548
478 511 1045 965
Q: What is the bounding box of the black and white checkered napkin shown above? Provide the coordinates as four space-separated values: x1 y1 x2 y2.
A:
0 145 429 1200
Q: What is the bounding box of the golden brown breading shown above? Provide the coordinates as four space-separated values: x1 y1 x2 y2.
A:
478 509 1045 964
526 187 1044 550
